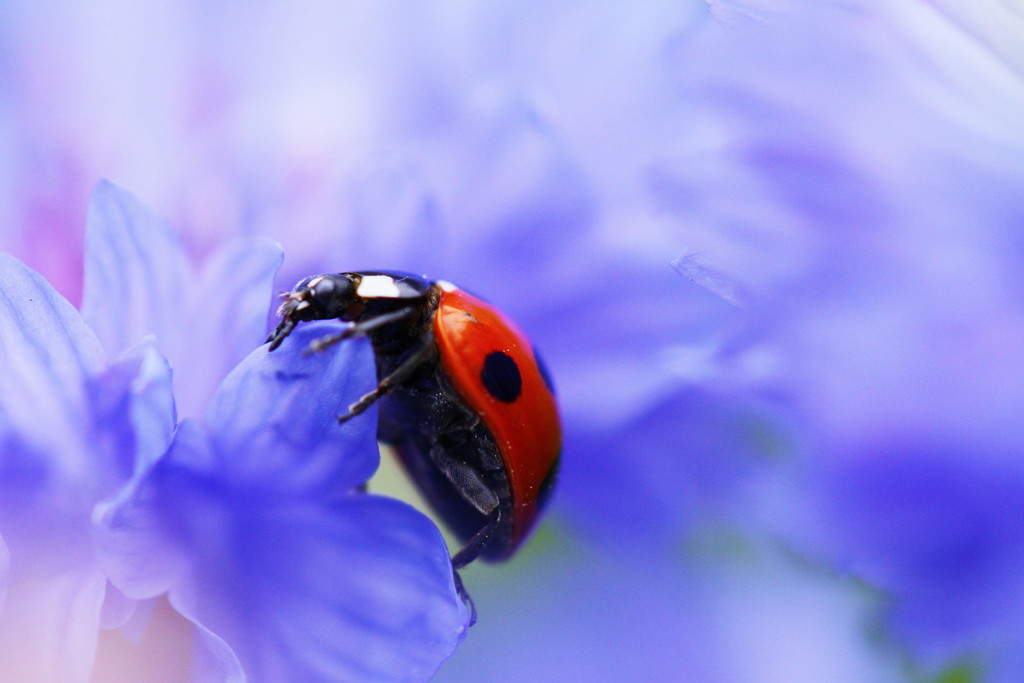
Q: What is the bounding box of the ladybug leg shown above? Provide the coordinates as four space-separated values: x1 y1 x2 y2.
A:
449 510 501 628
451 509 501 569
429 428 502 562
266 317 297 350
427 436 502 624
452 569 477 627
338 340 438 424
303 307 417 355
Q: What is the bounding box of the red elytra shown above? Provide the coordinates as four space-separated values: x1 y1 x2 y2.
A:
433 284 561 552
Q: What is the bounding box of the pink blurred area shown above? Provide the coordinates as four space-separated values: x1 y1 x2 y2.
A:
91 599 194 683
1 1 385 301
0 1 693 304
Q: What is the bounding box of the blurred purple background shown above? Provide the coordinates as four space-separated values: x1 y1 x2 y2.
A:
2 0 1024 681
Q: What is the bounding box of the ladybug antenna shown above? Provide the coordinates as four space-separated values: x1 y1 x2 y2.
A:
267 287 317 350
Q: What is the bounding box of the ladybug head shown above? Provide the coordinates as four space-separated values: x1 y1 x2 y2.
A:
292 274 358 317
267 274 358 350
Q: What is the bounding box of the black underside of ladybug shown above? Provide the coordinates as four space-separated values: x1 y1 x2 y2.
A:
374 337 514 562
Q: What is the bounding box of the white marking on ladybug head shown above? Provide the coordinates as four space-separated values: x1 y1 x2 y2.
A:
357 275 402 298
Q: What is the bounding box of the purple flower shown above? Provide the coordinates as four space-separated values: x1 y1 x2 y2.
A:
1 182 468 680
7 1 1022 681
95 321 467 681
0 250 172 681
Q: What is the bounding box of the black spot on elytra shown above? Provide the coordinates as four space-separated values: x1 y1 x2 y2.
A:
481 351 522 402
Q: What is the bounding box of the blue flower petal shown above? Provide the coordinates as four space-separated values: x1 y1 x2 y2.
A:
121 339 177 475
204 322 380 492
81 180 189 361
99 460 468 681
0 253 109 536
0 254 182 681
94 421 206 602
0 252 105 402
169 493 466 682
93 338 177 481
97 582 137 631
97 320 467 680
189 616 246 683
80 180 284 419
174 237 283 417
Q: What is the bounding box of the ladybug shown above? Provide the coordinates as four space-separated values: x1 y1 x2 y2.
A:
266 271 561 622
